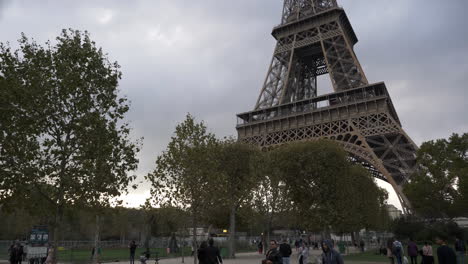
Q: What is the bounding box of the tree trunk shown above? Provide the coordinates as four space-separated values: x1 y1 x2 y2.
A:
182 222 187 264
192 212 198 264
92 215 100 264
322 226 331 240
51 205 63 264
266 215 272 254
228 205 236 258
144 215 151 255
51 224 59 264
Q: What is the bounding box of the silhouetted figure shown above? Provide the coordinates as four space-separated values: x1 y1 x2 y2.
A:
436 236 456 264
129 240 137 264
205 239 222 264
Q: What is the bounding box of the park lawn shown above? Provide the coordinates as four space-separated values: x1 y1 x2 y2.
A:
343 245 441 263
343 251 388 263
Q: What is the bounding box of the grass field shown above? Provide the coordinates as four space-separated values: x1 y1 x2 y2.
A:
1 243 257 263
343 245 442 263
343 251 389 263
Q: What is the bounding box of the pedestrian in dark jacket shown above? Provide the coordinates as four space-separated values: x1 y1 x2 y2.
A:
321 239 344 264
198 241 209 264
436 236 456 264
262 240 282 264
359 240 365 253
407 238 418 264
8 243 18 264
17 243 24 264
205 239 222 264
454 237 466 264
279 239 292 264
129 240 137 264
392 239 404 264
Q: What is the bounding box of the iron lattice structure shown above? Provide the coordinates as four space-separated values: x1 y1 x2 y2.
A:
236 0 418 213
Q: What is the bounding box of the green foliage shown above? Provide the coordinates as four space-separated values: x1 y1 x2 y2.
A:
212 140 261 211
0 29 140 209
146 114 217 210
147 114 213 222
207 140 261 257
392 217 464 242
267 140 389 233
150 206 189 237
250 149 292 235
0 30 141 261
405 133 468 218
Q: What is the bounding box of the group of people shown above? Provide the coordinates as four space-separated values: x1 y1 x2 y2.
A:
7 241 54 264
386 236 466 264
8 242 24 264
262 239 344 264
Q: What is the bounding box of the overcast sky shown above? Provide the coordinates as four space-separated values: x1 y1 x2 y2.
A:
1 0 467 210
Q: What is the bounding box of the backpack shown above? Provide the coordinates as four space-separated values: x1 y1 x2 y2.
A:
393 243 402 256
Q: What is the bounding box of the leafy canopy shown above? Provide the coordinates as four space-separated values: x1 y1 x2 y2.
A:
0 29 140 214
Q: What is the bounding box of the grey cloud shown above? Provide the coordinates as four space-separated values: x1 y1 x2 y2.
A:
0 0 12 20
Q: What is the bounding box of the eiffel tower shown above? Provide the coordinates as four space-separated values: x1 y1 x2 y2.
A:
236 0 418 213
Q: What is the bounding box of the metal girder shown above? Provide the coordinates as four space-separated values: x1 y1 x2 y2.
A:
255 7 367 110
281 0 338 24
237 110 417 214
239 0 418 214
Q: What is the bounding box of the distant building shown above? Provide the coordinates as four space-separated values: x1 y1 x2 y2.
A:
386 204 403 220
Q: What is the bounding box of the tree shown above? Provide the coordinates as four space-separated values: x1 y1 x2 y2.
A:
330 164 388 234
0 29 140 263
405 133 468 218
251 150 292 252
448 133 468 216
269 140 388 236
272 140 348 233
213 140 261 258
146 114 218 264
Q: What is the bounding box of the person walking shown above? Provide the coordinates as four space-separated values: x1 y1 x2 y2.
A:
392 239 404 264
191 241 196 256
44 246 54 264
8 243 18 264
129 240 137 264
321 240 343 264
205 239 223 264
298 242 309 264
454 237 466 264
258 241 264 254
197 241 209 264
422 241 434 264
294 240 300 252
359 240 365 253
16 243 23 264
386 239 395 264
263 240 282 264
407 238 418 264
436 236 456 264
279 239 292 264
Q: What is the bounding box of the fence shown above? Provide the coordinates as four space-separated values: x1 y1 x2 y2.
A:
0 237 258 263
